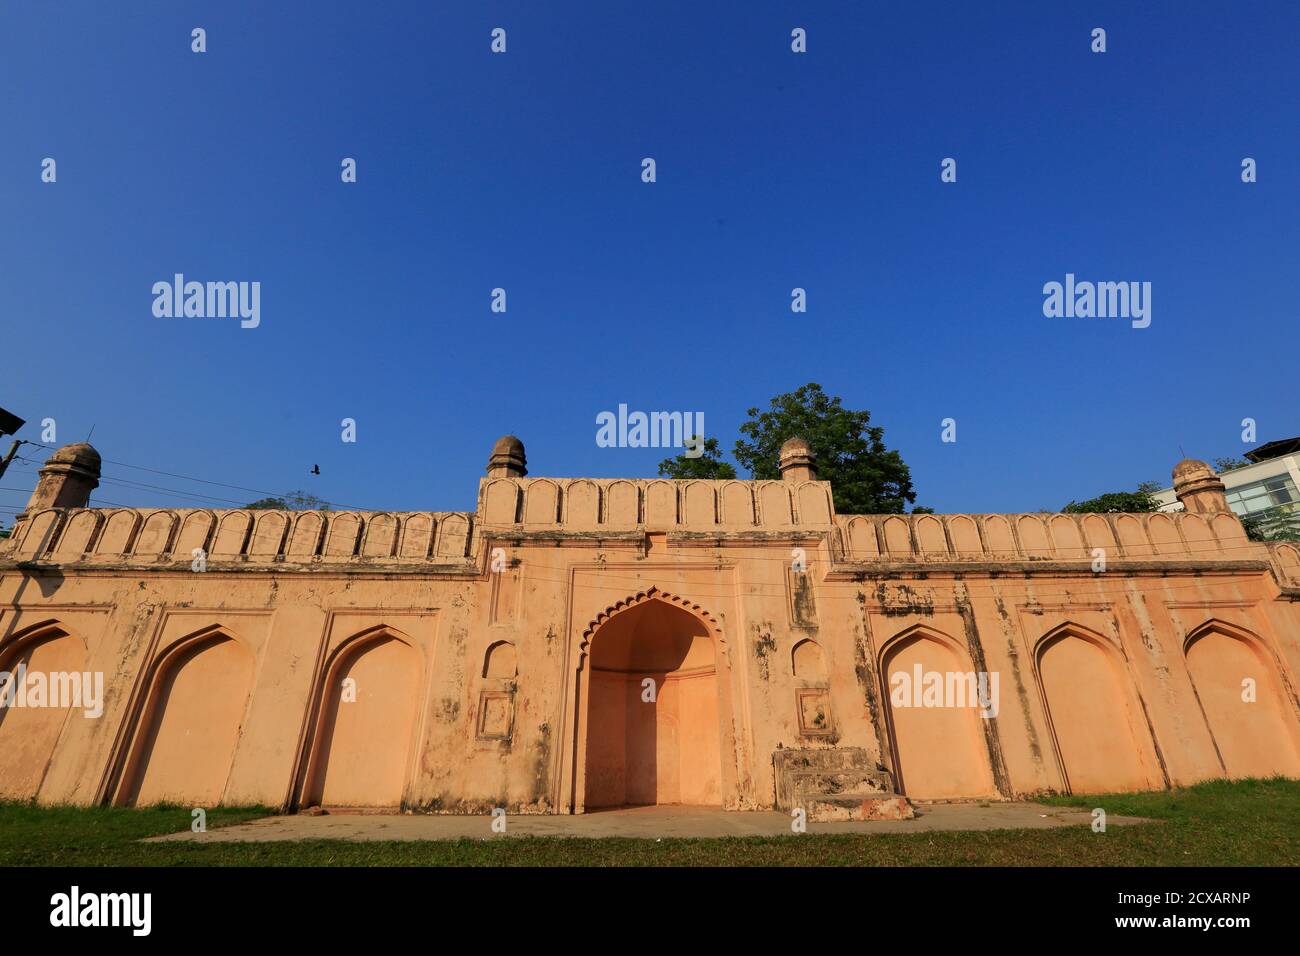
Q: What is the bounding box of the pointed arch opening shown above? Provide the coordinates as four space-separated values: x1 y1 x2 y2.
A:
579 592 728 811
115 628 254 806
1035 624 1161 794
0 623 87 800
879 626 998 799
1184 620 1300 779
298 628 421 809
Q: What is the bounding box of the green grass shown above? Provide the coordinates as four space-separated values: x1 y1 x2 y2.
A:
3 778 1297 866
0 803 270 866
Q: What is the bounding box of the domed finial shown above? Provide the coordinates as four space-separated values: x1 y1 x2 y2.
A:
486 435 527 478
1171 458 1228 514
24 442 102 514
778 437 816 482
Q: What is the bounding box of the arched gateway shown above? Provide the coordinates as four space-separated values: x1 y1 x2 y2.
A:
573 590 735 812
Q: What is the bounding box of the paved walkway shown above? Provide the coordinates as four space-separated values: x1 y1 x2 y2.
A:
149 802 1152 843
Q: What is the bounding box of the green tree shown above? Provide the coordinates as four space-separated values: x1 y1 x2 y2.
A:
1213 456 1250 473
1241 513 1300 542
733 383 915 515
245 490 330 510
1062 481 1161 514
657 437 737 479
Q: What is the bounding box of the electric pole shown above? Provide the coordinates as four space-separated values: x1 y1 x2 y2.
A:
0 406 28 482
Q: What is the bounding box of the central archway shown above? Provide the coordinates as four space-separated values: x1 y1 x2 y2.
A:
582 595 725 810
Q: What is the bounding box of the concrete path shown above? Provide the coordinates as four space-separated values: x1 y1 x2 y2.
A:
149 802 1152 843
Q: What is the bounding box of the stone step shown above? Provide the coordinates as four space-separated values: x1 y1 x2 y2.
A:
802 793 915 822
788 769 891 797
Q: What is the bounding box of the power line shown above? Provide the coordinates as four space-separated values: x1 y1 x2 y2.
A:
97 476 260 507
18 443 296 497
15 448 381 511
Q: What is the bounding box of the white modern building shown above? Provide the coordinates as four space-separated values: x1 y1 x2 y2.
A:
1154 437 1300 532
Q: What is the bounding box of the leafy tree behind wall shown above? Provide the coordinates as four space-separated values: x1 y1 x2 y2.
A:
245 490 330 510
733 384 916 515
1062 482 1162 514
1213 456 1251 473
657 383 918 515
657 437 736 479
1241 512 1300 542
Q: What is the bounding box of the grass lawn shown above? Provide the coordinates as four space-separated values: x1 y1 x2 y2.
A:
2 777 1296 866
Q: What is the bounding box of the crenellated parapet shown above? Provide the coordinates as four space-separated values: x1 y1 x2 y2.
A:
1 507 477 567
833 509 1264 565
5 497 1287 582
477 476 835 530
3 439 1290 584
1267 541 1300 587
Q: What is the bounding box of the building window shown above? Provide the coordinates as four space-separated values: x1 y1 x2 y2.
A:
1226 476 1299 516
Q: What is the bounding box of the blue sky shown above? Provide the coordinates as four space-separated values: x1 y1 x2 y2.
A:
2 1 1296 518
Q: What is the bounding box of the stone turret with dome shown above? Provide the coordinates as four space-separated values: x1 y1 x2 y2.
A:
1171 458 1230 514
778 436 817 482
486 435 527 478
23 442 101 515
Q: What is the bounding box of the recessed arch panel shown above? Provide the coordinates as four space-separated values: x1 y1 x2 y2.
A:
117 633 253 806
1036 627 1158 793
880 628 997 799
0 627 86 800
300 632 421 808
1186 623 1300 779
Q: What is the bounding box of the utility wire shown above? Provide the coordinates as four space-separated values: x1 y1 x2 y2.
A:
15 447 382 511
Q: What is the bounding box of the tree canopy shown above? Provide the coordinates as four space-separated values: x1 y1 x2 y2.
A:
245 490 330 510
656 383 917 515
656 437 736 479
1213 456 1250 473
1061 482 1161 514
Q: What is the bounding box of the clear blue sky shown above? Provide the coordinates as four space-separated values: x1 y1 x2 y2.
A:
2 1 1296 517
